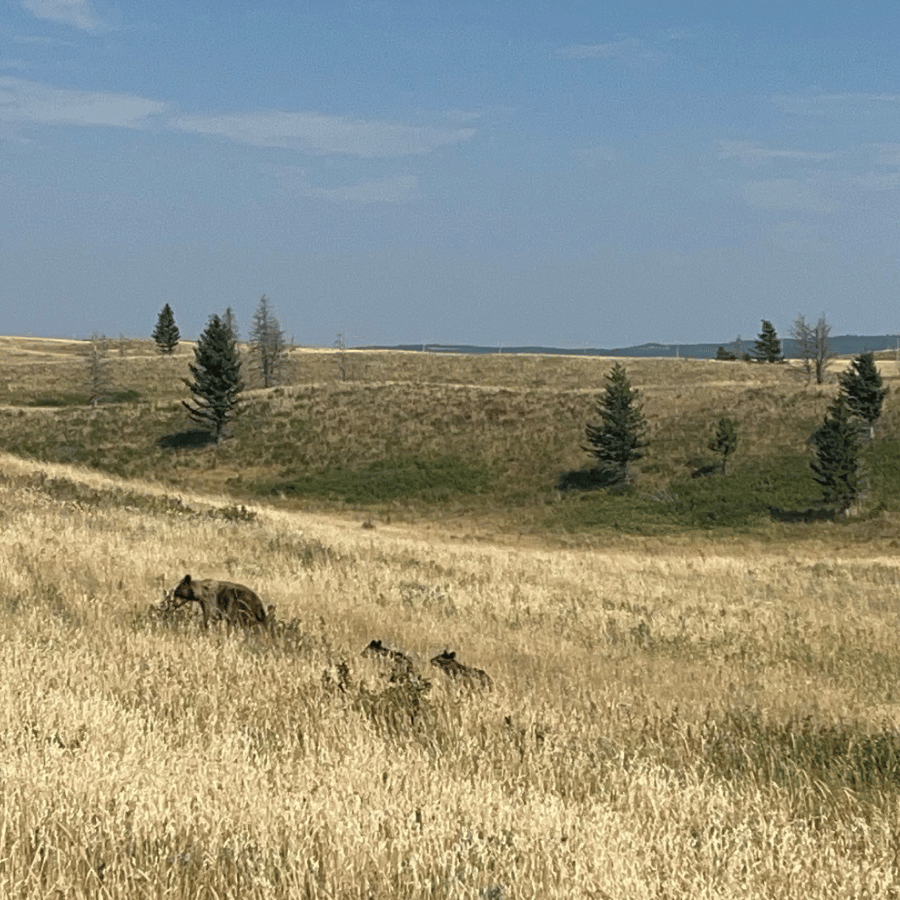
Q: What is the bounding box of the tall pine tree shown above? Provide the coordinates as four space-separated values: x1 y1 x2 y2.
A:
222 306 240 344
838 351 888 438
152 303 180 354
810 395 860 511
752 320 783 363
584 363 648 484
182 314 244 442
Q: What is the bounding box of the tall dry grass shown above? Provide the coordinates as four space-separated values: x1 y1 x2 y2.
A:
1 451 900 897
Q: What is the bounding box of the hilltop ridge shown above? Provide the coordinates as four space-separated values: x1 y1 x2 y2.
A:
368 335 900 359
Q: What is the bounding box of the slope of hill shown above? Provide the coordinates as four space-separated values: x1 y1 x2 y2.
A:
2 419 900 897
0 336 899 542
1 338 900 896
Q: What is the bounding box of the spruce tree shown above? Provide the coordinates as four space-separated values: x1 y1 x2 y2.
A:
708 417 738 473
182 314 244 442
222 306 240 344
838 351 888 438
152 303 180 354
752 319 783 363
584 363 648 484
810 395 860 511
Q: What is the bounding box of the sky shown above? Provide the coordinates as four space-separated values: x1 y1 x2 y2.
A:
3 1 900 348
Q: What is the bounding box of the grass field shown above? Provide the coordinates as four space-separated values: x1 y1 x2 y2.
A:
2 334 899 536
1 338 900 897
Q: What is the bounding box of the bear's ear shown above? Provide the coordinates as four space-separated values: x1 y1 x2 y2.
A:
181 574 191 585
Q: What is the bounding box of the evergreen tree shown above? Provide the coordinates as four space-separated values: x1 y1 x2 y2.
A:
708 417 738 473
838 351 888 438
584 363 648 484
222 306 240 344
249 294 286 388
810 395 860 511
182 314 244 442
152 303 180 354
752 319 783 363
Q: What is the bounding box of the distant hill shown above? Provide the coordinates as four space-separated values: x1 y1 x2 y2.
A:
366 336 900 359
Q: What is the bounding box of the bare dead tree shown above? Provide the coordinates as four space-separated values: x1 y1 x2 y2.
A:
812 315 835 385
790 314 814 382
334 332 350 381
249 295 286 389
85 332 112 406
791 313 834 385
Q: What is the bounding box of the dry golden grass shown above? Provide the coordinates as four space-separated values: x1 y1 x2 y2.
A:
2 448 900 897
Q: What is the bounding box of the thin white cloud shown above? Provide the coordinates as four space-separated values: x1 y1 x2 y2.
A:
170 110 475 158
842 145 900 191
850 171 900 192
722 138 900 200
872 143 900 168
0 58 32 73
0 77 165 127
556 28 689 64
769 220 830 254
21 0 112 34
571 144 617 166
282 173 418 204
0 78 474 168
442 109 482 126
773 91 900 117
742 179 833 213
555 38 654 62
718 141 836 165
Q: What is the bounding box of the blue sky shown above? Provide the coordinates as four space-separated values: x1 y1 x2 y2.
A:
3 1 900 348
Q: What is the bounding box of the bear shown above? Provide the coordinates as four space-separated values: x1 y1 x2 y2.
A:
362 639 414 676
429 649 493 689
169 574 268 629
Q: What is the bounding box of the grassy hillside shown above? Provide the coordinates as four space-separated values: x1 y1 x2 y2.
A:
2 338 900 896
1 336 899 540
2 452 900 897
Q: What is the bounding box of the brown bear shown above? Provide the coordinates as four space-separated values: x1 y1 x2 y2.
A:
170 575 268 629
429 649 493 689
362 639 414 676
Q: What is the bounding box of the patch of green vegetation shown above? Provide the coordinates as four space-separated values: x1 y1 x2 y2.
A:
864 438 900 511
26 394 86 408
550 455 823 533
24 389 140 407
668 455 821 528
253 456 492 503
107 389 142 403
